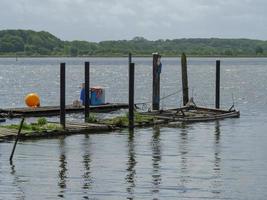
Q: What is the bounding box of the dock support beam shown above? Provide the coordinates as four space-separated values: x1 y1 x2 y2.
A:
215 60 220 109
181 53 189 106
9 117 25 163
60 63 66 129
152 53 161 110
129 62 135 129
84 62 90 122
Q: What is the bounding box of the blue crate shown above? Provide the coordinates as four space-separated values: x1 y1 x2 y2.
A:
91 88 105 105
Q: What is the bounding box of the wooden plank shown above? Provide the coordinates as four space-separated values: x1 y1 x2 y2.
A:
0 128 17 135
0 122 113 140
0 128 17 140
143 106 239 123
195 106 229 113
170 111 239 122
0 103 129 118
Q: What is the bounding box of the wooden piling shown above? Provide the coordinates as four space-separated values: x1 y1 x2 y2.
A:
129 52 132 65
60 63 66 129
181 53 189 106
84 62 90 122
129 62 135 129
9 117 25 163
152 53 161 110
215 60 220 109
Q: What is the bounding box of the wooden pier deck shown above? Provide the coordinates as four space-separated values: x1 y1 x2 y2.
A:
0 103 128 118
142 106 240 123
0 122 114 141
0 105 240 141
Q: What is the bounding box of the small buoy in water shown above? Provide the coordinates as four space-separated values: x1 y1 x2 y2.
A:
25 93 40 107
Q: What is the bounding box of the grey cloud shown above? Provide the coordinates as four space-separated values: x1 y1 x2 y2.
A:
0 0 266 41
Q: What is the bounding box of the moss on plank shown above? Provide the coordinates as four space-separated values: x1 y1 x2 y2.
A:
0 117 63 134
101 112 155 127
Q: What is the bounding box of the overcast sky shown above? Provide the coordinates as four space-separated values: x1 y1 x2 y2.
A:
0 0 266 42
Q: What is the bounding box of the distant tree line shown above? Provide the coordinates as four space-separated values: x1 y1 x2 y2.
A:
0 29 266 56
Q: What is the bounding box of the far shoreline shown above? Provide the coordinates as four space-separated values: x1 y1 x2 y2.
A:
1 55 267 59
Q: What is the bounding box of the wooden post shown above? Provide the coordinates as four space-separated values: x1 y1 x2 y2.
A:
9 117 25 163
181 53 189 106
129 52 132 65
60 63 66 129
84 62 90 122
215 60 220 109
152 53 161 110
129 62 135 129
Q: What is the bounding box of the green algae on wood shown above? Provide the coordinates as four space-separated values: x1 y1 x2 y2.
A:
102 112 155 127
1 117 63 135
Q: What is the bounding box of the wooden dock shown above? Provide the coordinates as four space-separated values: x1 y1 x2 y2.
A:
0 122 114 141
141 106 240 123
0 103 128 118
0 105 240 141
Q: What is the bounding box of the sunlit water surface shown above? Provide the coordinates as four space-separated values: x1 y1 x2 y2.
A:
0 57 267 200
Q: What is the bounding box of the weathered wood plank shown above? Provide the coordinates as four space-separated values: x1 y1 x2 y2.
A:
0 103 129 118
0 121 114 140
154 111 240 122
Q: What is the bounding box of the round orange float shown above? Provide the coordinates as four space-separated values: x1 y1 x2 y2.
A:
25 93 40 107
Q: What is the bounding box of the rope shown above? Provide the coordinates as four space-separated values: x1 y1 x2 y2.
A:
160 89 182 101
135 89 182 111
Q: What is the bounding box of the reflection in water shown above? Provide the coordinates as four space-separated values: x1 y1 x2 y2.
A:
178 124 189 193
151 126 161 199
212 121 222 197
215 121 221 145
82 134 92 199
58 137 67 198
8 154 26 199
125 129 137 200
214 121 221 170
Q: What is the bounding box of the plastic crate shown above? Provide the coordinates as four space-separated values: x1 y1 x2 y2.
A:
91 87 105 105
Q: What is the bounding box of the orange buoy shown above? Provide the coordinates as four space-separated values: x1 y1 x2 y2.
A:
25 93 40 107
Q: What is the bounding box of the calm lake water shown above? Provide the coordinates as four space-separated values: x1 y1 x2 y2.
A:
0 57 267 200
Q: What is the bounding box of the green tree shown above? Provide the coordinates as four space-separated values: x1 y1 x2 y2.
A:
70 46 78 56
255 46 263 55
0 35 24 52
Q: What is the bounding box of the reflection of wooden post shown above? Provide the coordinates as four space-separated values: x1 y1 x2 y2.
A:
215 60 220 109
152 53 160 110
129 63 135 129
84 62 90 122
60 63 66 129
181 53 189 106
